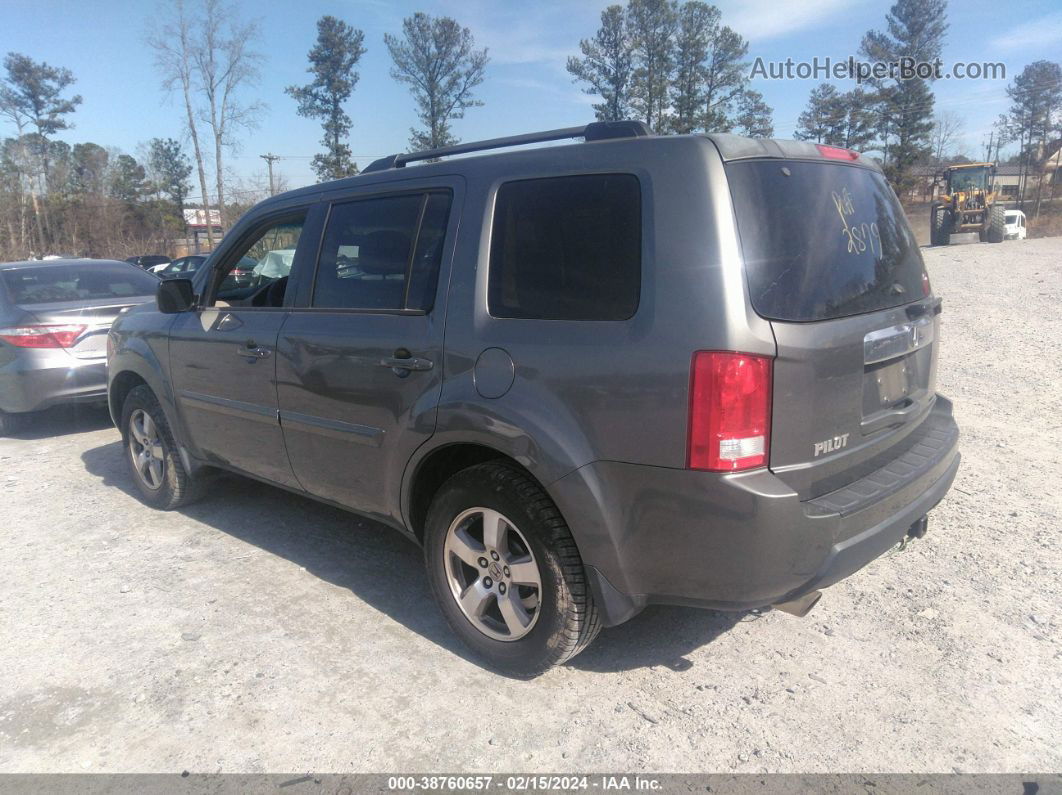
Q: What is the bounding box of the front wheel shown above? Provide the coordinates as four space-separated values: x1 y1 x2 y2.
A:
424 462 600 676
987 204 1006 243
120 385 204 510
931 205 952 246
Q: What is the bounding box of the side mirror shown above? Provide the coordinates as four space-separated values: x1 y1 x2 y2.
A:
157 278 196 314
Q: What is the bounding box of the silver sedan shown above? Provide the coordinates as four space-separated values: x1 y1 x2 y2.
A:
0 258 158 435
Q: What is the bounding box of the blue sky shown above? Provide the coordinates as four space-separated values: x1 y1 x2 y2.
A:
3 0 1061 196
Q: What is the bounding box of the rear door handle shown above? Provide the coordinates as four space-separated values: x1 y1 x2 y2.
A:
379 356 433 371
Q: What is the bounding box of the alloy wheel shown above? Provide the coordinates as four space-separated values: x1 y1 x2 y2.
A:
128 409 165 490
442 507 543 641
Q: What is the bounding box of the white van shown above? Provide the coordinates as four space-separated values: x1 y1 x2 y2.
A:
1004 209 1027 240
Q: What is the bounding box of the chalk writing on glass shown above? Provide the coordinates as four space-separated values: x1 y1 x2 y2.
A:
832 187 882 258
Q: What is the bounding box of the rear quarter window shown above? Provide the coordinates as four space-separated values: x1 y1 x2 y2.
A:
488 173 641 321
726 159 925 322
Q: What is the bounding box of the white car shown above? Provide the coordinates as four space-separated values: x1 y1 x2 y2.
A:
1004 209 1027 240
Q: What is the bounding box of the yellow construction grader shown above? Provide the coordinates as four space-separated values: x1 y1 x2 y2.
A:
930 163 1007 246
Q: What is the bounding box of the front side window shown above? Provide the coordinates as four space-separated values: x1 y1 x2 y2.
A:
212 216 305 307
488 174 641 321
313 191 452 311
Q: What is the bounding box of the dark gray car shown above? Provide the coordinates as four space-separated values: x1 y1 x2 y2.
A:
0 258 158 434
107 123 960 675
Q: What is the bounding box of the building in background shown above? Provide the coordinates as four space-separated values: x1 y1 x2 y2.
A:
182 209 224 255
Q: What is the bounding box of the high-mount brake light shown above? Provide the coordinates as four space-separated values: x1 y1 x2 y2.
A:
688 352 772 472
816 144 860 161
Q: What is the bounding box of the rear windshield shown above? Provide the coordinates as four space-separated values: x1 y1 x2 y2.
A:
726 159 924 322
1 263 158 305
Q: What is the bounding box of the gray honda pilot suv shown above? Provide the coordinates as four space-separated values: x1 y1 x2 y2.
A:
108 122 960 675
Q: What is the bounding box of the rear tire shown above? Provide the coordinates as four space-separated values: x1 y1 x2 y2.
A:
0 410 29 436
424 461 601 676
931 205 951 246
987 204 1006 243
120 385 203 510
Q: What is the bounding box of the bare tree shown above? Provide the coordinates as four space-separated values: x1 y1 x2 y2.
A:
192 0 264 233
150 0 216 248
930 111 963 166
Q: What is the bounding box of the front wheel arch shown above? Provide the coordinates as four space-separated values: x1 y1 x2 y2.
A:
108 370 148 427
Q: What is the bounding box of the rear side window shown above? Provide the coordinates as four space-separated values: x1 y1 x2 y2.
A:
1 263 158 305
726 160 924 322
489 174 641 320
313 191 452 311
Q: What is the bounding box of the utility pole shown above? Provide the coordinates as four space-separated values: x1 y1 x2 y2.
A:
260 153 280 196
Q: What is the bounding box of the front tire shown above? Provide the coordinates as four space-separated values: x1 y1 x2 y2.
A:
120 385 203 510
987 204 1006 243
0 410 29 437
931 205 952 246
424 462 601 676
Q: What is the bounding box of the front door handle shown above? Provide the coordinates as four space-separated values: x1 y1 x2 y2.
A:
236 342 272 359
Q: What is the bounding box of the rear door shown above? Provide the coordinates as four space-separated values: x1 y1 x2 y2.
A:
726 157 938 499
168 209 314 486
276 181 459 523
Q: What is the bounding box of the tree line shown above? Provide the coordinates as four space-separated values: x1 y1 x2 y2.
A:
566 0 772 136
3 0 1060 261
0 0 494 261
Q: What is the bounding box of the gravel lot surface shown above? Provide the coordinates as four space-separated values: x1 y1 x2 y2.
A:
1 237 1059 774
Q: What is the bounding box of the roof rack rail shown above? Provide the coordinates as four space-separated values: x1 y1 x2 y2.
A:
361 120 652 174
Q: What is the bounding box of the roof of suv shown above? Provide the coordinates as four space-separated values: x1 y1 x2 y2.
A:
256 122 883 212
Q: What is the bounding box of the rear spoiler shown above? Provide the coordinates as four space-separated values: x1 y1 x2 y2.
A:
706 133 882 172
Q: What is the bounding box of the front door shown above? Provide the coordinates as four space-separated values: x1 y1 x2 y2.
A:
169 210 312 486
276 186 458 522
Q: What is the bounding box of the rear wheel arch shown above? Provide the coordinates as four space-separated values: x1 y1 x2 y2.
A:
405 443 515 543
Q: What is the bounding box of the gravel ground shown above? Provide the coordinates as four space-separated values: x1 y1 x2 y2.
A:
1 237 1059 774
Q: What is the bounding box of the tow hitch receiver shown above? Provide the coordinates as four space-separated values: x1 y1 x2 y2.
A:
908 515 929 539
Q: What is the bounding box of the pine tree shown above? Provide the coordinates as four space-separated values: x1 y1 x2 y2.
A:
385 13 488 151
859 0 948 192
286 16 366 181
627 0 677 131
566 6 634 122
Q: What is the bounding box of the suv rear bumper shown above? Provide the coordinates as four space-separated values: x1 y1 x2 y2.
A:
551 397 960 626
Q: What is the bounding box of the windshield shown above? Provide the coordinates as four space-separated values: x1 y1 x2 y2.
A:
1 262 158 305
726 159 925 322
948 167 990 192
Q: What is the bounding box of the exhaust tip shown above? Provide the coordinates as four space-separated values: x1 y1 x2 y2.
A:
772 590 822 618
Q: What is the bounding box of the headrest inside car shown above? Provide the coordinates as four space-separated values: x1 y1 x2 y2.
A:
358 230 411 275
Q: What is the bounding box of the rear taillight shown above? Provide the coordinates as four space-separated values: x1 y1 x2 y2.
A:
688 351 772 472
0 324 87 348
922 270 931 296
816 144 860 161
